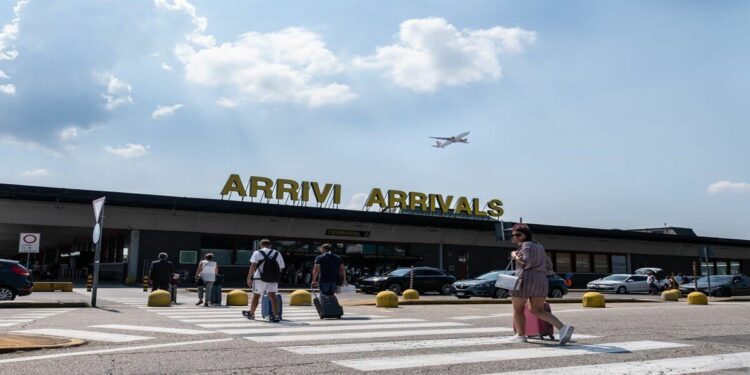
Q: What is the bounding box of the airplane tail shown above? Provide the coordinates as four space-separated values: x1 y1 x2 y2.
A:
432 140 443 148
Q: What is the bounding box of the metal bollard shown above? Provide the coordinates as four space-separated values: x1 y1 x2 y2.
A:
86 274 93 292
143 275 149 292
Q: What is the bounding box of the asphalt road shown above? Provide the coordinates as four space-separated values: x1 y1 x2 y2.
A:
0 288 748 374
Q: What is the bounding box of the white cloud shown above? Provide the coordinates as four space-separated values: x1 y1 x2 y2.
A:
158 1 355 107
105 143 150 158
354 17 536 92
0 83 15 95
161 62 173 71
58 126 79 141
346 192 369 210
0 0 29 61
707 181 750 194
97 74 133 110
151 103 183 119
0 69 8 79
21 168 49 177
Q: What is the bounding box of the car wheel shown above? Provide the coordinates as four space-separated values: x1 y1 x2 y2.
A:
440 284 452 295
0 287 16 301
722 288 732 297
549 288 564 299
494 288 508 299
387 283 403 295
616 286 627 294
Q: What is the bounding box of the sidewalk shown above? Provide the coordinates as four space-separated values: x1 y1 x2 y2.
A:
0 291 90 308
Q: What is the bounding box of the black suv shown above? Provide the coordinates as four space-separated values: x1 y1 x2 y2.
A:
358 267 457 295
0 259 33 300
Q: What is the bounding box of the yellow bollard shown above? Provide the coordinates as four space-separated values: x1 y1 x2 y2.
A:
687 291 708 305
147 290 171 307
402 289 420 300
290 290 313 306
86 275 93 292
226 290 249 306
582 292 606 308
143 276 149 292
376 291 399 308
661 289 680 301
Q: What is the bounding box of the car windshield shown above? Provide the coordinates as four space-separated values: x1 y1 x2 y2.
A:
696 275 734 285
385 269 411 277
477 271 502 280
602 275 629 281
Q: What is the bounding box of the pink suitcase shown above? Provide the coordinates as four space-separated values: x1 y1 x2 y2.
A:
514 302 555 340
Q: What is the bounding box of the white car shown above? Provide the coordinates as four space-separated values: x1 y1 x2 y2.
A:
587 274 652 294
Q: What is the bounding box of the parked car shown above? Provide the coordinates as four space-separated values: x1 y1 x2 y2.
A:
679 275 750 297
451 270 568 299
0 259 33 301
357 267 456 295
587 274 651 294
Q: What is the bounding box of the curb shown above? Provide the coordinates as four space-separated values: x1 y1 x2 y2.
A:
0 302 89 309
341 297 661 307
185 288 310 293
0 334 86 353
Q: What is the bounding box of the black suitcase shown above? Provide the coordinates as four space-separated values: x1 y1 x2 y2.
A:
313 290 343 319
261 293 283 320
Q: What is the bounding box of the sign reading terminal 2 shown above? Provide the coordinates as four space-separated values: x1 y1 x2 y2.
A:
220 174 504 218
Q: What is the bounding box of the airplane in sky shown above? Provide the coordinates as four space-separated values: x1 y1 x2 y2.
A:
430 131 470 148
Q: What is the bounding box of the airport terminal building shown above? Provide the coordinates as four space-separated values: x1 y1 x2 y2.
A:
1 181 748 287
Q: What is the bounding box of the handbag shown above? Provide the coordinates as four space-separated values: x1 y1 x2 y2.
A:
195 276 204 287
495 258 520 291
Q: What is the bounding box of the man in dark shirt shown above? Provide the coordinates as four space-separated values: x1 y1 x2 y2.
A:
311 244 347 295
149 252 174 292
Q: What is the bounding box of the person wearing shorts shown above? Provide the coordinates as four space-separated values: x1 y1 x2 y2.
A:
243 239 285 322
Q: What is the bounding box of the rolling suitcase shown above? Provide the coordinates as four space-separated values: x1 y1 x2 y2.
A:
313 289 343 319
261 293 283 320
514 302 555 340
210 274 224 306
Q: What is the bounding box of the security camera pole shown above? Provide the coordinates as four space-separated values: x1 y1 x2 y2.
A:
91 197 106 308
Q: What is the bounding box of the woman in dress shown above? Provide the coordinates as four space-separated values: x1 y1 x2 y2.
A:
509 223 575 344
195 253 218 306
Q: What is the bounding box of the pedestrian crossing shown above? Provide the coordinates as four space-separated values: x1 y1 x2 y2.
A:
0 309 73 328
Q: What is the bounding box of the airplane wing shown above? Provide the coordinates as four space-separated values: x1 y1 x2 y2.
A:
455 131 470 139
429 136 452 140
440 139 455 147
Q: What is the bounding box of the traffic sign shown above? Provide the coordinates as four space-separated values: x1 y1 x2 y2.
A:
92 223 102 244
93 197 106 223
19 233 40 253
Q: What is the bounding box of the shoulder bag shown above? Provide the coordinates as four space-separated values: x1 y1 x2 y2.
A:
495 257 520 291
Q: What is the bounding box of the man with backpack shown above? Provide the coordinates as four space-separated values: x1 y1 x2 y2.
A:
243 239 285 322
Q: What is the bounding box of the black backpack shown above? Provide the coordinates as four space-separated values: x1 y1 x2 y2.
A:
258 250 281 283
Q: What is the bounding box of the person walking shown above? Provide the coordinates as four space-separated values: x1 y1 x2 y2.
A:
311 244 347 295
149 252 174 292
647 271 658 294
242 239 285 322
508 224 575 345
195 253 218 306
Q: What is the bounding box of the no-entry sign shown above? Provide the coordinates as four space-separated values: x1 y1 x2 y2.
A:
19 233 40 253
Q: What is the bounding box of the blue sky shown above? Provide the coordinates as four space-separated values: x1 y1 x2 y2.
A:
1 0 748 239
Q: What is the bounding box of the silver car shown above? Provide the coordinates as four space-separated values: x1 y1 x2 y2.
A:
587 274 651 294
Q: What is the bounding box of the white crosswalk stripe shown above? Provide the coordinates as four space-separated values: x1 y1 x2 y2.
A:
484 351 750 375
279 334 601 354
197 318 425 328
0 309 73 328
222 321 466 335
177 315 384 323
13 328 153 343
332 340 692 371
246 327 514 343
90 324 213 335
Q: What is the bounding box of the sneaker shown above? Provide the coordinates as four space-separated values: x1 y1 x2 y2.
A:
270 315 281 323
195 300 202 306
559 324 575 345
243 312 255 320
506 334 528 343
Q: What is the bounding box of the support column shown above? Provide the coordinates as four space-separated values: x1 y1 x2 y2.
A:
126 230 140 284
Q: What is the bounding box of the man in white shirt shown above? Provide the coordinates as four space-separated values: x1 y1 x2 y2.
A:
243 239 285 321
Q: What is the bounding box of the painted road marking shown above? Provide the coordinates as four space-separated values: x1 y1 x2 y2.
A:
0 338 234 364
247 327 514 343
178 315 385 323
0 319 33 323
197 318 423 328
333 340 691 371
91 324 213 335
220 322 467 335
13 329 153 343
280 334 601 354
486 351 750 374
